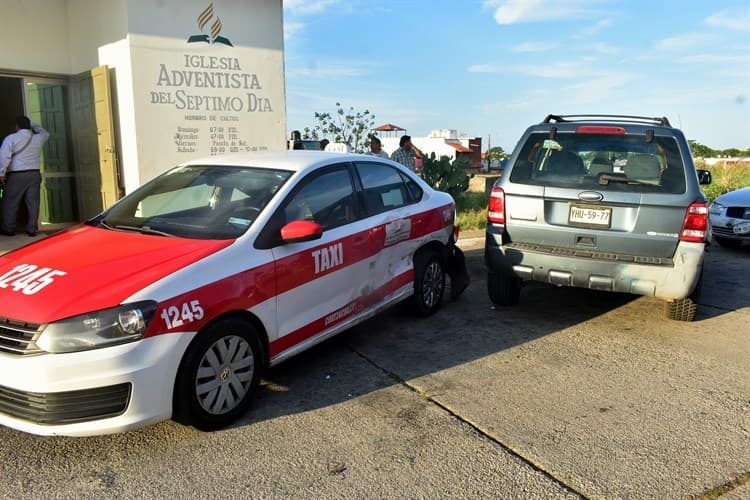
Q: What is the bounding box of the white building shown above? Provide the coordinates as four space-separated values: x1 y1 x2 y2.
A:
381 129 482 168
1 0 286 227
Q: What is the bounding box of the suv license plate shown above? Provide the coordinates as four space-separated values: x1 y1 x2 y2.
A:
569 205 612 227
733 221 750 234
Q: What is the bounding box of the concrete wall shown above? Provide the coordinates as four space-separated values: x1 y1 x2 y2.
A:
67 0 128 74
0 0 71 74
1 0 287 192
0 0 127 75
125 0 286 185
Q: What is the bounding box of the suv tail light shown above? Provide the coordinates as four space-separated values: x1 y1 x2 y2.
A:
680 202 708 242
488 187 505 224
576 126 626 135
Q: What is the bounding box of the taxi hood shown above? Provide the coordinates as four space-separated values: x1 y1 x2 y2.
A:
0 225 233 324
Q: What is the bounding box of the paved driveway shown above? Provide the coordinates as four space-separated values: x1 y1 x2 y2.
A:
0 237 748 498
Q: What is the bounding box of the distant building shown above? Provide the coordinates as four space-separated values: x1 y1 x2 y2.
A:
381 129 482 168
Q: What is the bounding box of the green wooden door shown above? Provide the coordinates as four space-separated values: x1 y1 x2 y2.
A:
25 83 76 223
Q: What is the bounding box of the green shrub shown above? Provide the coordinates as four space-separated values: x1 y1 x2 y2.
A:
455 191 488 232
421 153 471 199
702 161 750 203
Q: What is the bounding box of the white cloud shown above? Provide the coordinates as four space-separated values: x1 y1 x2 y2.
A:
516 59 595 79
591 42 619 54
486 0 604 25
284 0 340 16
564 72 635 104
467 64 501 73
511 42 557 52
705 9 750 31
287 59 382 79
284 21 305 40
655 33 712 51
572 18 611 39
676 53 750 66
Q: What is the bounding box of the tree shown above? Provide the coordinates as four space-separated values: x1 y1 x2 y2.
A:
304 102 375 153
721 148 742 158
485 146 508 163
688 140 716 158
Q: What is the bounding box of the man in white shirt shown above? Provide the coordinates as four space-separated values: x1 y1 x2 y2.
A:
366 137 389 159
0 116 49 236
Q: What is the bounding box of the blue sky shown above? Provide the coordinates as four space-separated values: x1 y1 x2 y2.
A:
283 0 750 151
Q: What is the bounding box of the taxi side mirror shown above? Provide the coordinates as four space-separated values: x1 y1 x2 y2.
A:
280 220 323 244
696 169 712 185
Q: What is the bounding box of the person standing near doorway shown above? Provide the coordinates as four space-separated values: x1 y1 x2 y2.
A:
0 116 49 237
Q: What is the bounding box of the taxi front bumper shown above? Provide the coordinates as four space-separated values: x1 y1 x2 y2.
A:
0 333 195 436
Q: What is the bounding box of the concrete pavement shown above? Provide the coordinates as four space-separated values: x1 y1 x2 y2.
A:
1 226 748 498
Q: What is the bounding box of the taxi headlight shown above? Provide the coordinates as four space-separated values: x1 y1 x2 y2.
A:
709 202 724 215
37 301 157 353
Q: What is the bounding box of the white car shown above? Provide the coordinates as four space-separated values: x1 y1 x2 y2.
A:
0 151 467 436
709 186 750 247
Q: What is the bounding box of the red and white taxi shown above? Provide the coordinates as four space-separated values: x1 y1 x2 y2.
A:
0 151 466 436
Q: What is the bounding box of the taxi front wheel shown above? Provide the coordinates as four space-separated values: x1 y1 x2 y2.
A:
173 317 263 431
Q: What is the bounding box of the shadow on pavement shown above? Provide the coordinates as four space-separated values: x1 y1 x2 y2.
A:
697 242 750 320
240 247 641 427
240 240 748 427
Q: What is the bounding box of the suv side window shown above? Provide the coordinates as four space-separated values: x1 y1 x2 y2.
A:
355 162 416 216
283 167 357 230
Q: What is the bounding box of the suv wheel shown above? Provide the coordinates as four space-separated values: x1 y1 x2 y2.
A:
487 272 521 306
174 317 263 430
665 268 703 322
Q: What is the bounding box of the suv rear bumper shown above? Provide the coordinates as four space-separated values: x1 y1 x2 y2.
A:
485 234 704 300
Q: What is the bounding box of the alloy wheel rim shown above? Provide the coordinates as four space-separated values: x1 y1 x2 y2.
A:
421 261 444 308
195 335 255 415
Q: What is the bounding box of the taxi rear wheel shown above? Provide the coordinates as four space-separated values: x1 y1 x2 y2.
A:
173 317 263 431
412 251 445 316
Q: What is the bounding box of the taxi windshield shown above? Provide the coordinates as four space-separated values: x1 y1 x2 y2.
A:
92 165 293 239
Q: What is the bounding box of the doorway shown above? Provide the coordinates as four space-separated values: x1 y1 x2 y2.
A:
0 74 78 227
1 67 121 228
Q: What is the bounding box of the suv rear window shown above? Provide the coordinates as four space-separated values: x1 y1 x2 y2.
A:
509 132 687 194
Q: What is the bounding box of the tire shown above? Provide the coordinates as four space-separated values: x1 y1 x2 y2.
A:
665 268 703 322
173 317 263 431
487 272 521 306
411 251 445 316
715 236 742 248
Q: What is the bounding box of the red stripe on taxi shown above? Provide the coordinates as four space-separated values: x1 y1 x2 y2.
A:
269 269 414 357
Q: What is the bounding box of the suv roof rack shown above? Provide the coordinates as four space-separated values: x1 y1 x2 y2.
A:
543 114 672 127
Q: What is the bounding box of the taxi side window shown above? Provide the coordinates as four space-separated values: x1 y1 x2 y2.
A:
284 168 356 230
355 162 416 216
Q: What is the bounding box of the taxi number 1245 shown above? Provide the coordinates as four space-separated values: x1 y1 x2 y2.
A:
0 264 67 295
160 300 205 330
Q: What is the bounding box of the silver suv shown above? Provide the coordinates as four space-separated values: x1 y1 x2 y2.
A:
485 115 712 321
